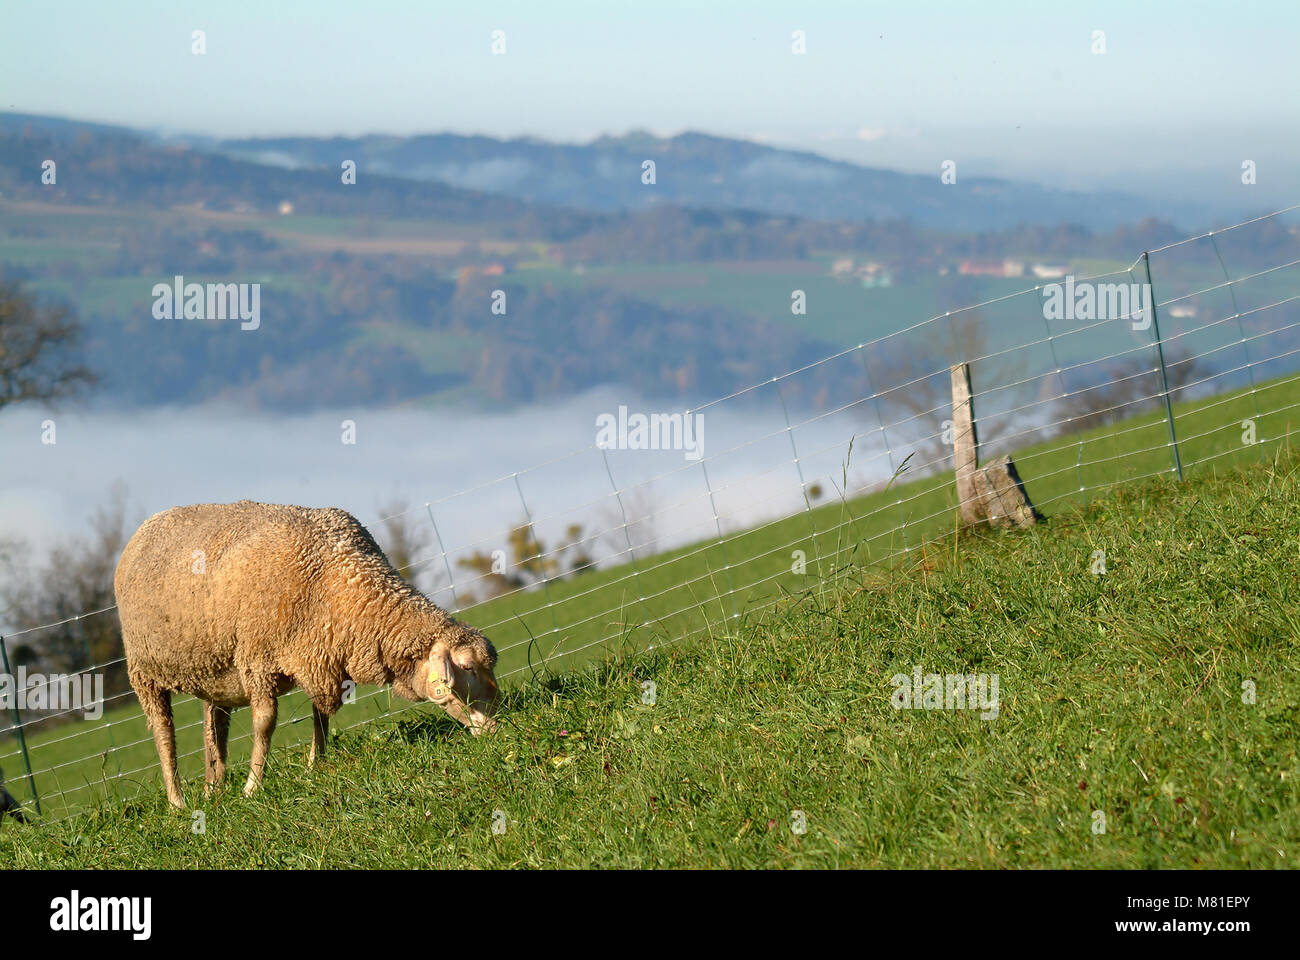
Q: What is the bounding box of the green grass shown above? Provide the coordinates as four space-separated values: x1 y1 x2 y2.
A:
3 367 1299 825
0 238 120 268
239 213 515 242
25 275 158 315
512 261 1030 348
23 272 333 319
3 443 1298 867
351 322 488 375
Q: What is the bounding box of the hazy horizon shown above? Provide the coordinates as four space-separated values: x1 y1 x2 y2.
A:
5 0 1298 207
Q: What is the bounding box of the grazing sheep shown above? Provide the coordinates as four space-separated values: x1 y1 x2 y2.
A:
0 767 29 826
115 501 499 809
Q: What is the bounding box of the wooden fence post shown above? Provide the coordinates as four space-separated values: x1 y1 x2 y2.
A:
950 363 1039 529
950 363 984 525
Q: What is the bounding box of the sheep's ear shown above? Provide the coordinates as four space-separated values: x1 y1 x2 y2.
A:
427 648 457 703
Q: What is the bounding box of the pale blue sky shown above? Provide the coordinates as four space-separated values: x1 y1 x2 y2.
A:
3 0 1297 194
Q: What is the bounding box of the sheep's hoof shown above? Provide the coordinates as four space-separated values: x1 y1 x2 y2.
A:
242 780 260 798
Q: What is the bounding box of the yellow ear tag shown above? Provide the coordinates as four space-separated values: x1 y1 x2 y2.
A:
429 668 447 699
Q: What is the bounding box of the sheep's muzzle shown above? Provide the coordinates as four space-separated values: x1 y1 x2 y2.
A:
428 664 498 734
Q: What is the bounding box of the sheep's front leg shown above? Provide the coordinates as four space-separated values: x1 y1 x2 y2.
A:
203 702 232 794
243 697 278 797
136 680 185 809
309 706 329 768
304 683 342 769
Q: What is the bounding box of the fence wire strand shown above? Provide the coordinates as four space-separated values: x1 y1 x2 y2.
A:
4 203 1299 821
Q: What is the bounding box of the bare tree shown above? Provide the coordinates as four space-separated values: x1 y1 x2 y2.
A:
0 280 96 411
1054 347 1206 436
374 498 432 580
595 484 660 563
0 484 132 730
373 497 450 601
457 519 593 601
865 317 1012 479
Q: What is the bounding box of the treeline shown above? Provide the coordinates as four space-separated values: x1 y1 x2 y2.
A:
0 129 568 230
57 266 836 408
5 125 1298 412
10 127 1298 271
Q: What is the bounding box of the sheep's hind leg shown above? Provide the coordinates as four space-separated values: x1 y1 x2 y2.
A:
135 679 185 810
309 706 329 768
243 696 278 797
203 702 232 794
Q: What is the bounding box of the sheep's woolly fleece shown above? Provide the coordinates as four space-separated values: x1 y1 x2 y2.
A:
115 500 495 712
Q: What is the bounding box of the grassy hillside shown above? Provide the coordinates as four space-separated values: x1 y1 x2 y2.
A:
509 261 1031 349
3 444 1298 867
3 368 1298 825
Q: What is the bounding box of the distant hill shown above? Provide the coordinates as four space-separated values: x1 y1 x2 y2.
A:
214 128 1193 231
0 117 845 411
3 111 1269 414
0 112 1211 231
0 114 567 228
0 113 142 142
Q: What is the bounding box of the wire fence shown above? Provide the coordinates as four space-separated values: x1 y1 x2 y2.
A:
3 203 1299 824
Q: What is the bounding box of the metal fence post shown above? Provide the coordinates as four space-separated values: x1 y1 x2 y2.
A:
858 344 910 553
600 448 652 628
0 634 42 816
1208 232 1265 463
777 383 824 580
700 461 739 621
424 503 462 613
1141 251 1184 481
76 615 122 777
513 473 561 641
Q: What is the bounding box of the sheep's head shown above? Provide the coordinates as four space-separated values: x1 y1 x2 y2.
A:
417 626 499 734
